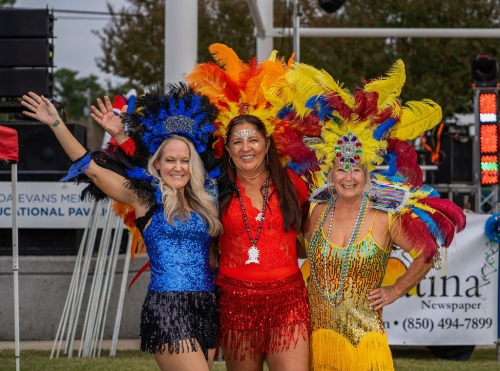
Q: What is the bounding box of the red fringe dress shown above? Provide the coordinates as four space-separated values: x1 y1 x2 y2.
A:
216 169 311 360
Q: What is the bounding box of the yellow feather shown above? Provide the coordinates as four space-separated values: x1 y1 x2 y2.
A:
392 99 442 140
271 62 352 118
364 59 406 111
208 43 246 81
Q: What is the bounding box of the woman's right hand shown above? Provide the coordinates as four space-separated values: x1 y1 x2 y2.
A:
91 96 129 144
21 92 60 126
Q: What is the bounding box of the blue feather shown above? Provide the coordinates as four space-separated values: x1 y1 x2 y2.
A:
126 167 152 181
380 153 397 176
410 206 444 245
373 118 397 141
277 105 294 119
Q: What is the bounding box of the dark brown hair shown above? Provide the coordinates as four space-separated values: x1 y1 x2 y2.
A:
219 115 302 232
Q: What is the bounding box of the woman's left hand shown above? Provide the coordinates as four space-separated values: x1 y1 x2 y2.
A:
367 285 400 310
21 92 60 126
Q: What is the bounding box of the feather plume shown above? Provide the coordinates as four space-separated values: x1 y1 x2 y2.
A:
208 43 246 81
354 90 380 122
387 138 423 187
410 206 444 245
185 62 241 104
373 118 397 141
274 62 353 118
416 198 457 247
392 99 442 140
400 212 437 263
364 59 406 113
418 197 466 233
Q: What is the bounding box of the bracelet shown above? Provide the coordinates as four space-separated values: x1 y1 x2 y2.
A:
60 151 92 182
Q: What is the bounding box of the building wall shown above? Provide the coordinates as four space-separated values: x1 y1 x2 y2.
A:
0 255 150 341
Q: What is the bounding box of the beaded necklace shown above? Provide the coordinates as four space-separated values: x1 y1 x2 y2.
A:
308 193 368 306
235 170 270 265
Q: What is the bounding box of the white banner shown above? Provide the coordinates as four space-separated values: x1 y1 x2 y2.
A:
384 214 499 345
0 182 109 228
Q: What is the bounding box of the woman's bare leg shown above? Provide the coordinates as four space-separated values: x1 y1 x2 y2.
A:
152 340 213 371
265 324 309 371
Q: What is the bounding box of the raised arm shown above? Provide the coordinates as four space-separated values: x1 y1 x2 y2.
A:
21 92 143 214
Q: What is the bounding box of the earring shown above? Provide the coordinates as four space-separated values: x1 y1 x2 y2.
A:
328 182 336 196
228 156 235 168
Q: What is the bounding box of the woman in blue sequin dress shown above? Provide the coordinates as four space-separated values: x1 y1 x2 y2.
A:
21 85 225 371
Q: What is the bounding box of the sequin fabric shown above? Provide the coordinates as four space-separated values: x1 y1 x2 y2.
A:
142 208 214 292
308 207 393 370
140 291 218 359
216 271 310 360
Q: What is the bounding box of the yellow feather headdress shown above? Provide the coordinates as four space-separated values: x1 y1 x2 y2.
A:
277 60 466 264
185 43 293 156
272 59 442 179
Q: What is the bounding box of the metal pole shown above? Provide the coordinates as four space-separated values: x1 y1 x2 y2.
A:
51 201 96 358
272 27 500 38
80 202 113 357
97 216 123 357
110 236 132 358
292 0 300 62
11 163 20 371
67 202 101 357
255 0 274 61
165 0 198 84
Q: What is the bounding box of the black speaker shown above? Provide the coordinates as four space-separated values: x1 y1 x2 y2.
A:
0 9 53 38
0 121 87 181
424 125 473 185
0 39 53 67
0 68 52 97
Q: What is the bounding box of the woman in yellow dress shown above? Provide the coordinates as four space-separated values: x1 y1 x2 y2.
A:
273 59 467 370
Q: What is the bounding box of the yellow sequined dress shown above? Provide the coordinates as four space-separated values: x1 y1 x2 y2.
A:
308 204 394 371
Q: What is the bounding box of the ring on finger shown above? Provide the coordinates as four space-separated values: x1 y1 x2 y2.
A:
381 298 385 303
46 101 51 106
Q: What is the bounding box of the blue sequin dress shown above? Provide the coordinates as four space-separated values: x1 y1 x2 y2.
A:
137 205 218 359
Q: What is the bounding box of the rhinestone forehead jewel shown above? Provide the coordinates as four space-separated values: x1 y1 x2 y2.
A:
334 131 363 171
164 115 196 135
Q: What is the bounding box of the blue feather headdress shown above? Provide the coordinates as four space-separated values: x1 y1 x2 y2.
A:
124 83 218 156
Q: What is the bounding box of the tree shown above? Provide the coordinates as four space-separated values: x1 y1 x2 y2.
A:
53 69 108 151
292 0 500 117
96 0 500 117
95 0 255 88
0 0 15 8
95 0 164 87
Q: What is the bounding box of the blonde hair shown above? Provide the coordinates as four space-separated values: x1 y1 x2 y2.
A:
147 135 223 237
327 162 371 194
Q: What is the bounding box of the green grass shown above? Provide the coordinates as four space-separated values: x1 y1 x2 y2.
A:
0 348 496 370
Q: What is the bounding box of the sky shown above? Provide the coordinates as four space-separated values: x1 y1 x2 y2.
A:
15 0 130 85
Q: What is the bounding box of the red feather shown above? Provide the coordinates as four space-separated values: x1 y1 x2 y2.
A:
354 90 379 122
418 197 466 234
400 212 437 263
372 106 395 126
325 93 351 120
388 139 423 187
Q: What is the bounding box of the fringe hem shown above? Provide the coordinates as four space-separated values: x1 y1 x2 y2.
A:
139 291 218 360
310 329 394 371
216 271 310 360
